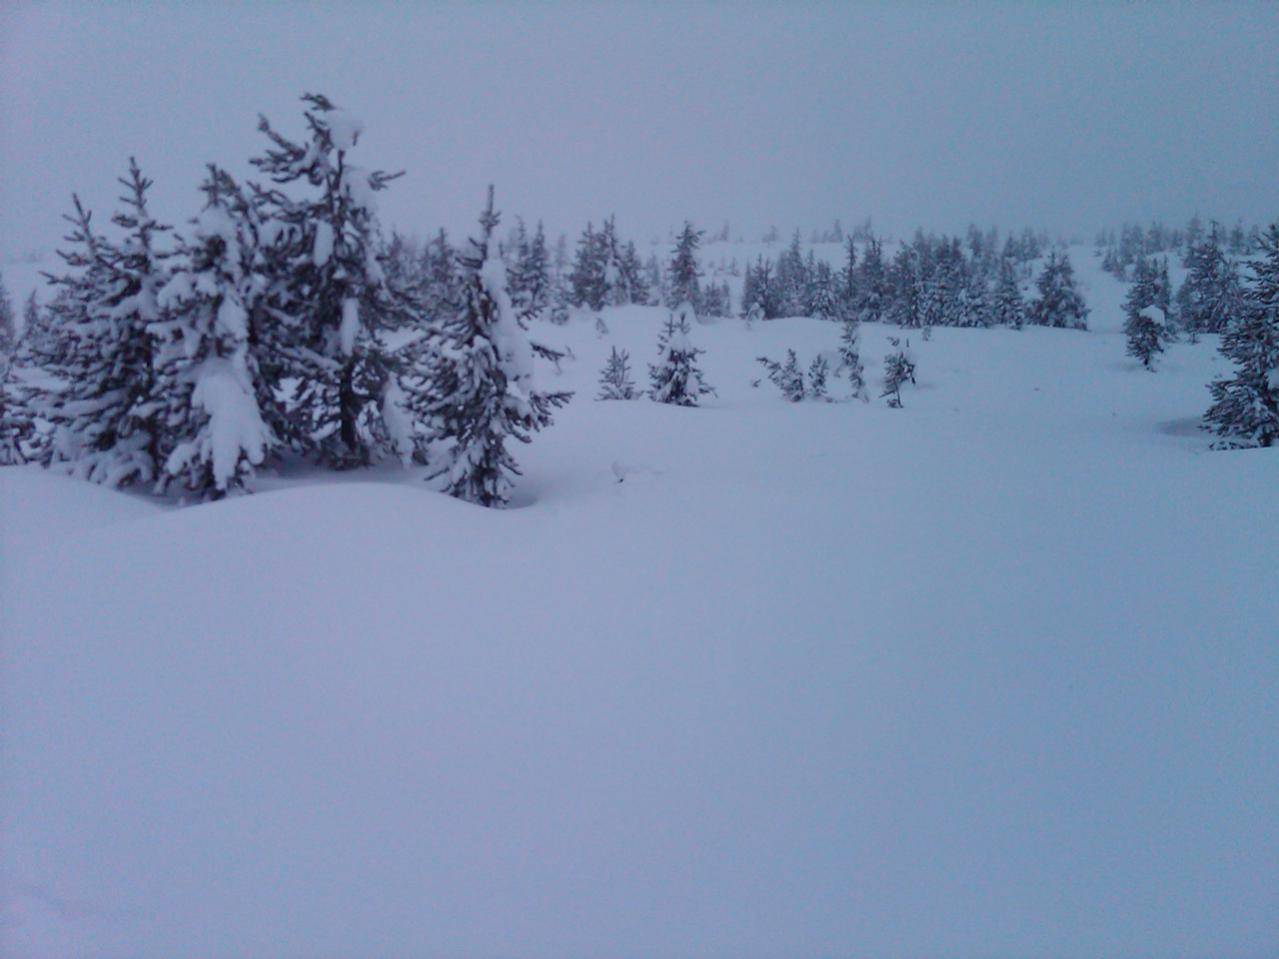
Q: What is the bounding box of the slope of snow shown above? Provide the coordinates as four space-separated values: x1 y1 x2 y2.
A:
3 260 1277 958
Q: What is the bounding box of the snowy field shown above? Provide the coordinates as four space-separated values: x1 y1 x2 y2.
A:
3 237 1277 959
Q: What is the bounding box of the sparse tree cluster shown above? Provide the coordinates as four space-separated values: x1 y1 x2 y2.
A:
0 94 571 507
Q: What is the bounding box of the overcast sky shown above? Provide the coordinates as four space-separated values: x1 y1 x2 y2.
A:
2 1 1278 260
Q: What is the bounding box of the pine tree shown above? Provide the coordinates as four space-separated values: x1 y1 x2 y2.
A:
881 337 916 408
40 167 169 487
152 165 278 498
807 354 830 400
838 315 867 399
757 349 805 402
427 187 571 507
1122 257 1166 370
569 221 607 311
0 269 15 360
992 256 1025 329
249 92 408 467
1029 251 1088 329
1178 225 1241 337
1204 224 1279 448
596 346 637 400
807 260 842 320
666 221 703 311
649 311 713 405
855 238 886 324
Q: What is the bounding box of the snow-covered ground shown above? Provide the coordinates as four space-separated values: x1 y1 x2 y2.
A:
3 251 1277 958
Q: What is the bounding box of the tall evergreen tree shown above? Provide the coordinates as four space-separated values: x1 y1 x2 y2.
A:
249 93 408 467
992 256 1025 329
40 167 169 487
0 269 15 360
1029 251 1088 329
426 187 571 507
1204 224 1279 448
666 221 704 312
153 165 278 498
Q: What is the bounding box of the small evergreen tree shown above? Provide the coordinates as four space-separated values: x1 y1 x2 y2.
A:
881 337 916 408
807 354 830 400
757 349 806 402
1122 257 1166 370
597 346 637 400
838 315 867 399
1204 224 1279 448
427 187 572 507
649 312 713 406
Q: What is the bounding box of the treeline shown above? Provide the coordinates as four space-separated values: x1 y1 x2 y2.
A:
1098 216 1263 280
0 94 571 507
739 227 1086 330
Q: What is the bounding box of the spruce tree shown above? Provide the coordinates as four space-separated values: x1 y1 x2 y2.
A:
666 221 704 311
0 269 14 360
1204 224 1279 448
596 346 637 400
569 222 607 311
40 167 169 487
839 315 867 399
427 187 571 507
992 256 1025 329
1122 257 1166 369
807 354 830 400
249 93 408 467
881 337 916 408
649 311 713 405
1029 251 1089 329
756 349 805 402
153 165 278 498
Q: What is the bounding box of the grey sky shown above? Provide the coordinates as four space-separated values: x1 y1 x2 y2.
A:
2 1 1277 259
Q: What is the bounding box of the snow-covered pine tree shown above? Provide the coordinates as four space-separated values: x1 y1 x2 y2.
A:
807 354 830 400
992 256 1025 329
666 221 703 311
427 187 572 507
1122 256 1166 370
756 349 805 402
569 222 607 311
249 93 409 468
1029 250 1089 329
1203 223 1279 448
838 315 867 399
596 346 637 400
421 228 458 318
152 165 278 498
840 235 859 314
40 166 169 487
0 269 14 360
881 336 916 408
1177 225 1241 337
808 260 842 321
855 238 886 324
649 310 714 406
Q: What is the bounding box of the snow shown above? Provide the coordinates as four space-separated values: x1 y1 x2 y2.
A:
163 353 270 491
3 245 1278 959
311 221 334 267
339 297 360 356
481 249 533 381
326 109 363 152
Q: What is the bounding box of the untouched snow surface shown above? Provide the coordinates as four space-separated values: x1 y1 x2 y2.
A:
3 265 1278 958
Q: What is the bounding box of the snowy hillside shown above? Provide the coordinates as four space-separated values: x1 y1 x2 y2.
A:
3 285 1276 956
